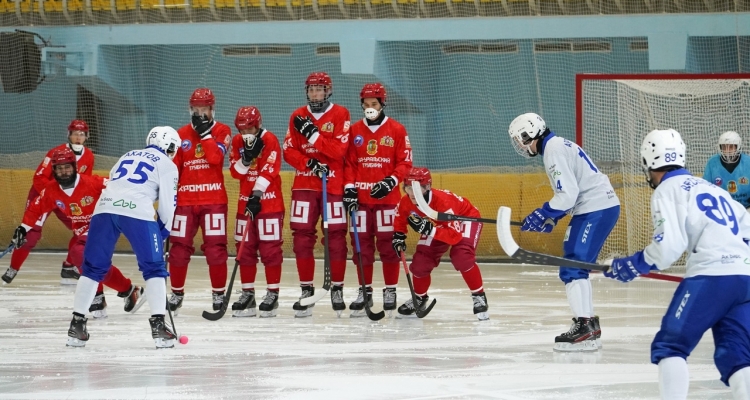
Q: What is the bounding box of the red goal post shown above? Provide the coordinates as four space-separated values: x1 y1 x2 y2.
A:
575 73 750 267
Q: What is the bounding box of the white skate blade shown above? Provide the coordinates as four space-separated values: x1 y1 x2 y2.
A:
386 310 393 318
349 309 367 318
294 309 313 318
259 310 278 318
475 312 490 321
60 278 78 285
335 310 342 318
395 312 418 319
553 340 598 352
129 295 148 314
91 309 108 319
66 337 87 347
154 338 175 349
596 338 602 349
232 308 257 317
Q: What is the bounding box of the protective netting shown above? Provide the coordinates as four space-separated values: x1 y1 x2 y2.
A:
580 75 750 271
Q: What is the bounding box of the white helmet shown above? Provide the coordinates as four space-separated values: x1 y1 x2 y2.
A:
641 129 685 188
718 131 742 163
508 113 547 158
146 126 181 159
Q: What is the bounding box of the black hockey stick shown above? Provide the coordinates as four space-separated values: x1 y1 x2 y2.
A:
202 219 251 321
163 239 180 341
299 171 331 306
350 210 385 321
400 252 436 318
411 181 522 226
0 243 13 259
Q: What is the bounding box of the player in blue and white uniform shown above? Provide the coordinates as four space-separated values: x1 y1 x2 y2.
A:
603 129 750 400
66 126 181 349
508 113 620 352
703 131 750 209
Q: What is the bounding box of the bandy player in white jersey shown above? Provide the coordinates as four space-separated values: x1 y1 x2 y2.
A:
508 113 620 352
602 129 750 400
67 126 180 349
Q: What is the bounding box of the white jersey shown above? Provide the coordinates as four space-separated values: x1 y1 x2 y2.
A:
644 170 750 278
94 147 179 229
542 135 620 215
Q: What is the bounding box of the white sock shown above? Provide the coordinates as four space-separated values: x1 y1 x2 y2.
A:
659 357 689 400
145 277 167 316
565 279 591 318
730 366 750 400
587 278 595 317
73 276 99 316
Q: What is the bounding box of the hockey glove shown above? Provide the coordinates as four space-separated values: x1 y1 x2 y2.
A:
11 226 27 249
191 114 216 139
392 232 407 256
293 116 319 141
343 187 359 213
370 176 397 199
521 203 566 233
603 251 655 283
244 191 263 221
408 214 434 236
306 158 330 180
241 135 265 166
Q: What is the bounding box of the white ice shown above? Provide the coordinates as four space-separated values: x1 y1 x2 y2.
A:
0 254 732 399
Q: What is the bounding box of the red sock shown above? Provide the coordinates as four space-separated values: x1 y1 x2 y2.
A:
412 274 431 296
208 263 228 292
102 265 132 293
460 264 484 293
64 235 77 265
169 265 188 293
331 260 347 284
265 265 281 291
382 262 400 286
9 248 30 271
96 281 104 293
354 263 373 286
239 264 257 288
296 258 315 284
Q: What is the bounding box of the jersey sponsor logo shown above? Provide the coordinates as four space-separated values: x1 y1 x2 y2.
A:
741 177 749 185
366 139 378 155
178 183 223 192
321 122 334 132
714 177 723 186
355 182 375 190
380 136 394 147
80 196 94 206
404 136 411 148
728 180 738 193
55 200 66 211
42 157 51 167
113 199 137 209
296 169 336 178
581 222 592 243
69 203 82 216
195 144 205 158
343 121 350 132
354 135 364 147
721 254 742 264
181 139 192 151
267 151 277 163
79 165 87 173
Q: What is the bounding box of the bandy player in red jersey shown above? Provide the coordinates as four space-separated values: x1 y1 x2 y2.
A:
7 148 141 318
392 167 489 321
168 88 233 314
343 83 412 317
228 106 285 318
283 71 351 318
4 120 94 285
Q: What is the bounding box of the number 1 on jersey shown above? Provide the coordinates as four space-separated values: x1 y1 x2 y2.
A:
577 148 598 173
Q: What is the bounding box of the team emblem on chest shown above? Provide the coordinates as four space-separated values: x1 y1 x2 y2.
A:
380 136 394 147
741 177 748 185
728 180 738 193
80 196 94 206
195 144 205 158
79 166 87 173
69 203 82 216
322 122 334 132
367 139 378 155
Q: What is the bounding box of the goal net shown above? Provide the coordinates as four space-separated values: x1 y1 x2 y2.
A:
578 73 750 272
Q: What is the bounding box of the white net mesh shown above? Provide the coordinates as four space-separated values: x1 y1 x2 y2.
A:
580 75 750 272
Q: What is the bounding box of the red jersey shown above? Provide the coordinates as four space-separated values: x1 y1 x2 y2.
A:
22 174 106 237
229 129 285 215
344 117 412 205
283 104 350 195
394 189 481 246
174 121 232 206
32 144 94 193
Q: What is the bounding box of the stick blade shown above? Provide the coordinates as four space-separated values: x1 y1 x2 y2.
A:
412 181 438 220
366 308 386 321
416 298 437 318
496 206 520 257
202 308 227 321
299 288 327 306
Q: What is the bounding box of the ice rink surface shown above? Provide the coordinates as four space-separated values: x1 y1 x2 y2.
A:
0 253 732 399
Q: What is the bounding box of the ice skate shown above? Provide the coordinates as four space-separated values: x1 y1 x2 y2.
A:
1 267 18 285
259 290 279 318
119 285 144 313
149 315 176 349
396 295 428 319
66 314 89 347
89 292 108 319
472 292 489 321
167 292 184 316
212 291 226 311
330 285 345 317
232 290 257 317
349 287 373 318
383 287 397 317
60 264 80 285
553 317 598 352
292 285 314 318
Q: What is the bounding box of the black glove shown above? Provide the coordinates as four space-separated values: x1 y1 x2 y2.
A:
11 226 27 249
244 191 262 220
343 187 358 213
293 116 319 141
392 232 407 256
370 176 397 199
408 214 434 236
241 135 265 166
191 114 215 139
306 158 329 179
